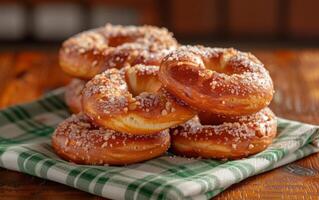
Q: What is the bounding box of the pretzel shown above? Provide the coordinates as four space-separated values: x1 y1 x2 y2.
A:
60 24 178 79
159 46 274 116
82 64 195 135
52 114 170 165
170 107 277 159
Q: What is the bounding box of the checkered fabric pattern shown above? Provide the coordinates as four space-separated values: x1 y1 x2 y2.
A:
0 88 318 200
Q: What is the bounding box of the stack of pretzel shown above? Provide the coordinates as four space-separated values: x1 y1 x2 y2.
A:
52 24 277 165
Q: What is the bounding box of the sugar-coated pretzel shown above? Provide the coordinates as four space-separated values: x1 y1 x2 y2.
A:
170 107 277 159
159 45 274 116
65 79 86 113
52 114 170 165
60 24 178 79
82 64 195 135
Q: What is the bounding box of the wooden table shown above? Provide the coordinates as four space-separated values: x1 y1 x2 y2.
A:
0 50 318 199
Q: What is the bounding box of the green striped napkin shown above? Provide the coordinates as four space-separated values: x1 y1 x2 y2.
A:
0 88 318 200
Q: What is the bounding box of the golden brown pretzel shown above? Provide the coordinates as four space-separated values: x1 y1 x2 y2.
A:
60 24 178 79
170 107 277 159
159 45 274 116
82 64 195 135
52 114 170 165
65 79 86 113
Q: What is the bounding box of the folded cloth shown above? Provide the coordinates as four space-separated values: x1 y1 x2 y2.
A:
0 88 318 200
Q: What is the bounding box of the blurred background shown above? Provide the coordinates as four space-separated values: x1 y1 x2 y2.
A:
0 0 319 50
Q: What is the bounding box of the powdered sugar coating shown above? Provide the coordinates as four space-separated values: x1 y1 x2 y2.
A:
54 114 169 147
83 68 130 114
82 65 162 114
131 64 159 76
174 107 276 140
